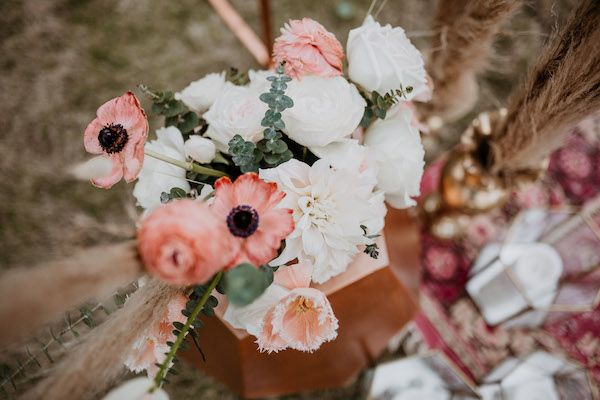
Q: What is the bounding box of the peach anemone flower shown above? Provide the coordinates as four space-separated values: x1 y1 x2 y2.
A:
273 18 344 79
83 92 148 188
211 173 294 268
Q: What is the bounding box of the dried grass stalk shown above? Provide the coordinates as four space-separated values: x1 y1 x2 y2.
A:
0 241 143 347
491 0 600 173
423 0 521 121
21 279 180 400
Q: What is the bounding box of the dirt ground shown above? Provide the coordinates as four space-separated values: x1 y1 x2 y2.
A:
0 0 576 398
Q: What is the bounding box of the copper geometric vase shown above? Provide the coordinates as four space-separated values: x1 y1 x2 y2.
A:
183 210 421 398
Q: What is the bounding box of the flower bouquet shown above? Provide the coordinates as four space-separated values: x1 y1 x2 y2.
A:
82 15 429 397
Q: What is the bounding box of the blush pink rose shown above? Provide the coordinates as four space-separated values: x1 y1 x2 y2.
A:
273 18 344 79
83 92 148 188
125 293 188 377
138 200 234 286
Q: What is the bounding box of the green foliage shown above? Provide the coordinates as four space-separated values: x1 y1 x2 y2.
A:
224 263 274 306
152 272 223 391
228 135 263 173
79 305 96 328
160 187 189 204
228 64 294 172
257 64 294 166
139 84 201 135
360 86 414 127
364 243 380 259
225 67 249 85
360 224 381 259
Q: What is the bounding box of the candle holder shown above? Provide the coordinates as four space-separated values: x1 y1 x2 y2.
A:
423 110 547 240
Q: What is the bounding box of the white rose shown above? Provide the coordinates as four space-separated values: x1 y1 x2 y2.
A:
174 72 226 113
133 126 190 211
184 135 216 164
247 69 273 92
364 106 424 208
282 76 366 148
204 82 267 151
347 16 430 101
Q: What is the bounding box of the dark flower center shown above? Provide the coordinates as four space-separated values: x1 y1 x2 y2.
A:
98 123 128 154
227 205 259 238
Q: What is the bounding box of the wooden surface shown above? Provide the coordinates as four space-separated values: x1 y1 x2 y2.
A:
384 209 422 296
183 211 422 398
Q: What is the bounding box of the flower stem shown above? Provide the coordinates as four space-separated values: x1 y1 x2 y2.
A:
144 149 228 178
151 271 223 392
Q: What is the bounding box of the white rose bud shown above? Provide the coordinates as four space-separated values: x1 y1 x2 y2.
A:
364 106 424 209
282 76 366 148
184 136 216 164
174 72 226 113
347 16 430 101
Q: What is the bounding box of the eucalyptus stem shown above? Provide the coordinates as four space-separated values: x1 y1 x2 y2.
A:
144 149 228 178
150 271 223 392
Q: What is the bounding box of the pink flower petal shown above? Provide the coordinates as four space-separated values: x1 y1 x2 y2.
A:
212 177 237 217
273 18 344 79
83 119 104 154
274 261 313 290
91 156 124 189
257 306 287 353
258 208 294 242
272 287 338 352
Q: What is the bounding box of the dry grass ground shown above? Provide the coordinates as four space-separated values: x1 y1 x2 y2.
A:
0 0 575 398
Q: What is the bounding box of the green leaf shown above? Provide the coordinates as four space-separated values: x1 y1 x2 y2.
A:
162 100 187 117
169 187 187 199
260 265 275 287
160 192 171 204
263 152 281 165
224 263 268 306
173 322 184 330
205 296 218 308
177 111 199 134
279 95 294 109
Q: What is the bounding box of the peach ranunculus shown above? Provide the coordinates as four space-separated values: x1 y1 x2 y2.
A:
273 18 344 79
257 261 338 353
125 293 188 377
211 173 294 268
83 92 149 188
138 200 234 286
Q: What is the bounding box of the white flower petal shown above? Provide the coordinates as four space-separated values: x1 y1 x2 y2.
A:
363 106 424 209
282 76 365 148
175 72 226 113
347 15 429 101
102 377 169 400
223 284 289 337
133 126 190 211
